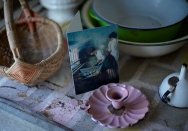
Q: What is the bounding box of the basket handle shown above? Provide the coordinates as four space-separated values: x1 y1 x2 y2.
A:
19 0 36 33
4 0 21 59
19 0 30 9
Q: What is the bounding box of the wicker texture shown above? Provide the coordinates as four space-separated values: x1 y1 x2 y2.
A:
0 0 65 85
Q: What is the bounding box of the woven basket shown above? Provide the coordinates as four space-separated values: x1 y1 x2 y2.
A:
0 0 66 85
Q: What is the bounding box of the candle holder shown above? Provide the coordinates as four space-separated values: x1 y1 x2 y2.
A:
106 84 128 110
81 83 149 128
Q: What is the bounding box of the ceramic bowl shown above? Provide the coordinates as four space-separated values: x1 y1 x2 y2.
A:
118 39 187 57
92 0 188 42
40 0 84 23
81 0 188 57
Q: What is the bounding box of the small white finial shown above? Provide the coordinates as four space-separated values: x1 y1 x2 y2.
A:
179 63 187 80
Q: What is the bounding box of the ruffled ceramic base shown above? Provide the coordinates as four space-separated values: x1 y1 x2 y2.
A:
87 83 149 128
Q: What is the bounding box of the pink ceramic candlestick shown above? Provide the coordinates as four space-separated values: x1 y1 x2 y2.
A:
106 84 128 109
85 83 149 128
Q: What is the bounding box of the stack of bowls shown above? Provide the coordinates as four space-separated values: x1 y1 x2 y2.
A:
81 0 188 57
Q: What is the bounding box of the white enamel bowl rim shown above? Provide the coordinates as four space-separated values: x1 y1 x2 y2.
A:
81 0 188 46
93 0 188 30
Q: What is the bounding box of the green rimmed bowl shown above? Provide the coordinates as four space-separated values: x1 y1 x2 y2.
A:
81 0 188 57
91 0 188 43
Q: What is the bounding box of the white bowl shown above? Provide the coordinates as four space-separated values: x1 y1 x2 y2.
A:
92 0 188 42
81 0 188 57
40 0 84 24
118 39 186 57
93 0 188 29
40 0 84 10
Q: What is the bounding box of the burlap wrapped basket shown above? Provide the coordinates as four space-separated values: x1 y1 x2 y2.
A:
0 0 66 85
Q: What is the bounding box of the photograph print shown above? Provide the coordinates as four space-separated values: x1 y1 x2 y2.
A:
67 25 119 94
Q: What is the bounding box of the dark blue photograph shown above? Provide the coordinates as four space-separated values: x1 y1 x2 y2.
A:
67 25 119 94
